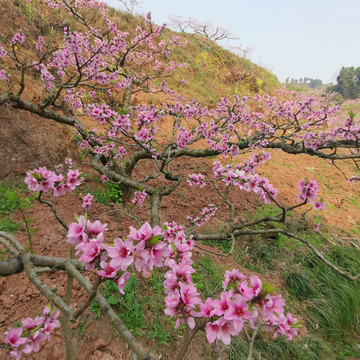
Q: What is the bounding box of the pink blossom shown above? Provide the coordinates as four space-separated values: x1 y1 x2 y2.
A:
297 178 319 204
21 316 44 331
87 220 108 238
0 69 9 80
148 242 171 269
78 234 104 263
116 272 131 294
272 313 300 340
224 297 253 323
179 282 201 307
66 169 84 190
313 201 325 211
66 216 87 245
12 32 25 45
164 290 181 317
222 269 247 291
200 298 216 317
211 291 231 316
128 222 162 250
108 238 134 270
131 189 147 206
260 294 286 319
187 173 206 188
4 328 27 348
82 193 94 210
238 275 262 301
97 261 120 278
205 318 239 345
0 46 7 57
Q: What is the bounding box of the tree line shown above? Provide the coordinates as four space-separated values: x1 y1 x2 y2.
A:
329 66 360 99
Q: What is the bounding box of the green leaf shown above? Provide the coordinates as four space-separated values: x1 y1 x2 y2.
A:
170 243 177 254
148 235 162 246
261 282 278 296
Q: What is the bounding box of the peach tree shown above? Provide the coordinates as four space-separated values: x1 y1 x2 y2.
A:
0 1 360 359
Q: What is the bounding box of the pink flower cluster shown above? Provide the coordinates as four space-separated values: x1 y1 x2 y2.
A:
348 175 360 183
24 165 83 196
201 270 299 344
297 178 325 211
162 222 200 329
4 306 60 360
213 160 278 204
67 216 108 270
11 33 25 45
187 204 218 227
187 173 206 188
82 193 94 210
131 189 147 206
66 219 171 291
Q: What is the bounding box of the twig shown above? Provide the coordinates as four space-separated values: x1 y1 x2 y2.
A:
175 320 207 360
97 208 142 227
37 192 68 230
247 325 259 360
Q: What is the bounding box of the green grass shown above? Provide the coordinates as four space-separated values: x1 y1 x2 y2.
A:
90 272 171 345
230 334 335 360
192 254 223 298
285 246 360 356
200 238 233 254
84 182 123 205
0 180 33 233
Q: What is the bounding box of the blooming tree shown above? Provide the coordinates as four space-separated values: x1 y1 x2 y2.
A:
1 1 360 359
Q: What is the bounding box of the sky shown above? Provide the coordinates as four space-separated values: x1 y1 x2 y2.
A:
107 0 360 84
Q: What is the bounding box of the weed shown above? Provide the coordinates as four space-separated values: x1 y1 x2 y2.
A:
77 321 87 337
285 246 360 340
90 272 172 345
192 255 223 298
0 181 35 251
349 196 360 209
85 182 123 205
201 238 232 254
230 334 334 360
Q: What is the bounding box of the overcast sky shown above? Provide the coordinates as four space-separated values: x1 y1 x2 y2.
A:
107 0 360 84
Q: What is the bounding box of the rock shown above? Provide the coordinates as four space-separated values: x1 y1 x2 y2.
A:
0 295 14 309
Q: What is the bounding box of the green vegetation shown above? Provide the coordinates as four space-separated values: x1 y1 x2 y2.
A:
0 181 33 234
201 205 360 358
85 182 123 205
90 272 171 345
192 254 223 297
329 66 360 99
285 77 323 90
230 335 334 360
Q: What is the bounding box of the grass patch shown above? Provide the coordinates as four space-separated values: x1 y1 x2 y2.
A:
230 334 334 360
285 246 360 356
0 180 33 234
192 254 223 298
90 272 171 345
200 238 232 254
84 182 123 205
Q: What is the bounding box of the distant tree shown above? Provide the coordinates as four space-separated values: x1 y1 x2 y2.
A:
309 78 322 89
335 66 360 99
116 0 140 14
285 77 289 83
168 16 239 43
